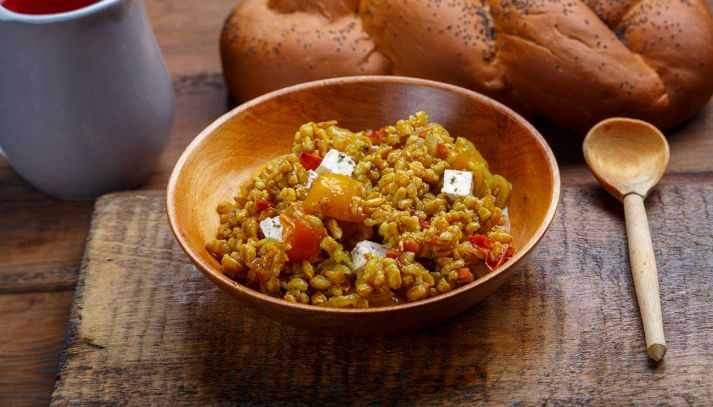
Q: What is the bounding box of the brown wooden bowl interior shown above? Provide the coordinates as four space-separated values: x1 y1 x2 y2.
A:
167 76 560 335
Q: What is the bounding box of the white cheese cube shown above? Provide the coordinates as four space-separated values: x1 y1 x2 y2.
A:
259 216 284 241
305 169 318 189
315 149 356 177
351 240 388 270
442 169 473 199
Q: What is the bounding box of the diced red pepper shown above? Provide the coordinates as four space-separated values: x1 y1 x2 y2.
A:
299 152 323 170
469 234 513 270
280 214 327 262
419 218 430 229
486 245 515 271
256 199 275 212
468 234 493 249
367 128 389 143
457 267 473 282
436 142 449 158
401 238 420 253
386 250 400 259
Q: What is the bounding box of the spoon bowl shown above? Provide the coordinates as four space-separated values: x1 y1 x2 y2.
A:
583 118 669 201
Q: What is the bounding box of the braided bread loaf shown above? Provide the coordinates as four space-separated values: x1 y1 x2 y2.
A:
220 0 713 132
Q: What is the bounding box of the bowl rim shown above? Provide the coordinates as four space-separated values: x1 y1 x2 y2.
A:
166 75 561 315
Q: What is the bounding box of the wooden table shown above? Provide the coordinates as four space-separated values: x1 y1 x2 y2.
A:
1 1 712 405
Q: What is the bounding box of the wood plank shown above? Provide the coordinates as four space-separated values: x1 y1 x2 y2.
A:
52 187 713 404
0 200 92 294
0 291 74 407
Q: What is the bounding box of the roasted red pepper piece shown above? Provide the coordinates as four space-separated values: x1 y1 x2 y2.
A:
468 234 493 249
486 245 514 271
366 128 387 143
436 142 449 158
400 238 420 253
468 234 513 270
299 152 323 170
385 250 400 259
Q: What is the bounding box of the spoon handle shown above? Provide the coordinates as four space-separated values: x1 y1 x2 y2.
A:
623 193 666 361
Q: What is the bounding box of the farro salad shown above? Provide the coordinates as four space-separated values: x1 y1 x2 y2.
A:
205 112 514 308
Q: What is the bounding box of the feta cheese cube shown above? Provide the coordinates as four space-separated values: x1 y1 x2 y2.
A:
315 149 356 177
259 216 283 241
305 169 318 189
351 240 388 270
442 169 473 199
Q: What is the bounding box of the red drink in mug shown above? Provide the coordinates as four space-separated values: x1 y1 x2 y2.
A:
1 0 100 14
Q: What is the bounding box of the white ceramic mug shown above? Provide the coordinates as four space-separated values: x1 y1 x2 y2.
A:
0 0 174 200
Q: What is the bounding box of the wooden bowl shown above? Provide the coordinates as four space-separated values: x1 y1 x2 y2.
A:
167 76 560 335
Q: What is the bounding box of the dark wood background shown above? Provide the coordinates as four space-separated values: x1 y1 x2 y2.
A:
1 0 713 405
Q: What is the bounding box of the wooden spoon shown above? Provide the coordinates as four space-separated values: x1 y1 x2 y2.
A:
583 117 669 362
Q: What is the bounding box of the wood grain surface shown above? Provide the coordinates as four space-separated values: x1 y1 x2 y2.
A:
0 291 75 406
51 187 713 405
2 0 713 404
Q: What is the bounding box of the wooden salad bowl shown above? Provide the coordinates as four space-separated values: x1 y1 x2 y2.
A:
167 76 561 335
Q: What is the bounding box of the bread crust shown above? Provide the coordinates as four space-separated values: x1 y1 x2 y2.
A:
220 0 713 132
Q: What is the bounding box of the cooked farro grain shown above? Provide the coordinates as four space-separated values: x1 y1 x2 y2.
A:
206 112 514 308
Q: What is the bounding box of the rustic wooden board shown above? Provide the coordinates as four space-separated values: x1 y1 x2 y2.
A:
51 186 713 405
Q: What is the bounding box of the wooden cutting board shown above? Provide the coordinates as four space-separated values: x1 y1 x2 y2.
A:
51 186 713 405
